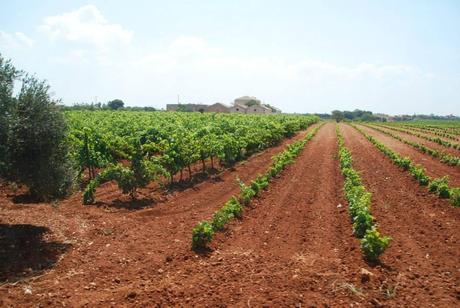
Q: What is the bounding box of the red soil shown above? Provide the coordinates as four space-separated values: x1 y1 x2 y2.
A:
140 122 369 306
374 124 460 157
407 127 460 142
357 124 460 187
0 122 459 307
0 125 315 305
340 123 460 306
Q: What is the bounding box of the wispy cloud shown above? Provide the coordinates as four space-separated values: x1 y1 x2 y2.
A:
39 5 133 48
6 2 444 114
0 31 34 49
134 36 426 82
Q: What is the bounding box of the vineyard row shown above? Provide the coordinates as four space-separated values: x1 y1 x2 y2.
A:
191 123 324 250
373 123 460 151
350 124 460 206
363 124 460 167
69 111 318 204
336 125 391 262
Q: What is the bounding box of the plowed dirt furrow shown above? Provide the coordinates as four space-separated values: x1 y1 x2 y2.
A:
341 124 460 306
121 123 372 306
0 126 320 306
357 124 460 187
405 126 460 142
373 124 460 157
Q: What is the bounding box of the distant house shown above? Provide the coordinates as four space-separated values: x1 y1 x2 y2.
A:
166 104 208 112
234 96 261 106
166 96 281 114
206 102 230 113
229 102 248 113
265 105 282 114
230 96 281 114
246 103 271 114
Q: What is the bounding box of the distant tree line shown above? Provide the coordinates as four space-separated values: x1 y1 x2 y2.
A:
315 110 459 122
61 99 157 112
314 109 384 122
331 109 382 122
391 114 459 121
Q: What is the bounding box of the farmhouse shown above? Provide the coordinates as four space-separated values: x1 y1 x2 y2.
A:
206 102 230 113
229 96 281 114
230 102 271 114
166 104 208 112
166 96 281 114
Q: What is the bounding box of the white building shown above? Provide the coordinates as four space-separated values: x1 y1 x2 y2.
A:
229 96 281 114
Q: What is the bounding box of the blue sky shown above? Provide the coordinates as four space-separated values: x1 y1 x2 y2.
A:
1 0 459 115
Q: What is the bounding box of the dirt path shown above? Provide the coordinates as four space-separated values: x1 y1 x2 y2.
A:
0 125 319 306
2 122 459 306
341 123 460 306
357 124 460 187
373 124 460 157
106 123 378 306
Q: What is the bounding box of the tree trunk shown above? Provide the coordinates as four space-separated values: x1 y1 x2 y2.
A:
91 166 96 180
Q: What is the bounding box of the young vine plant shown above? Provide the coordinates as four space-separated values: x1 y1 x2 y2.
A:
336 125 391 262
351 124 460 207
191 123 324 250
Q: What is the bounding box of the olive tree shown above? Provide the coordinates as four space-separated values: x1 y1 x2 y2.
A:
0 54 75 200
0 56 20 176
7 75 75 199
331 110 345 122
107 99 124 110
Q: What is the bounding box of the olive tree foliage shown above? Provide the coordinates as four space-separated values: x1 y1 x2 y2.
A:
107 99 124 110
0 56 20 176
331 110 345 122
0 54 75 200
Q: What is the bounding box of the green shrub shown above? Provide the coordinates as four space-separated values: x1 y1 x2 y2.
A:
343 168 362 187
224 196 243 218
82 150 166 204
429 177 450 199
7 75 75 200
361 228 392 262
211 196 242 231
0 55 20 177
409 165 430 186
349 191 371 219
267 166 278 178
396 157 411 170
211 208 232 231
339 148 352 169
83 180 98 205
192 221 214 250
352 208 374 238
449 188 460 207
238 178 256 205
250 174 269 194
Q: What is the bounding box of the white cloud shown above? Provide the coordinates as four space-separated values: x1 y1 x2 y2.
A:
134 36 424 81
42 34 440 114
39 5 133 48
107 36 435 113
0 31 34 49
292 61 422 81
169 36 220 56
55 49 89 64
